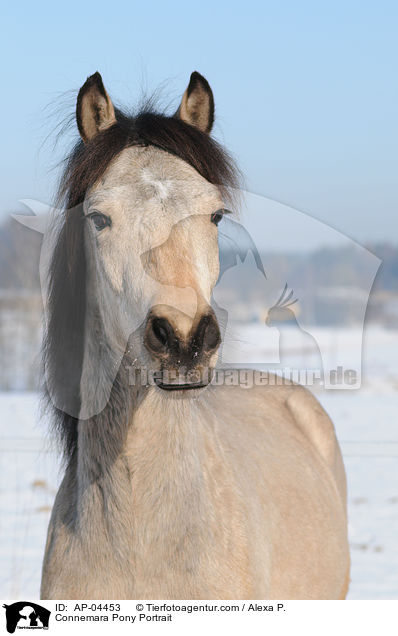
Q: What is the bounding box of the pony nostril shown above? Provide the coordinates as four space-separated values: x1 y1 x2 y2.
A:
145 316 176 354
193 314 221 354
152 319 169 346
204 319 221 352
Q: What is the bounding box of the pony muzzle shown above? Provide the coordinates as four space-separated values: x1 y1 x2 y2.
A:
143 306 221 390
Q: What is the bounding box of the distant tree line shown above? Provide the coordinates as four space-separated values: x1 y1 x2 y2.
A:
0 214 397 295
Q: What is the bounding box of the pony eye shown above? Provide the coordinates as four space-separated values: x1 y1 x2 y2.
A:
211 209 227 226
88 212 111 231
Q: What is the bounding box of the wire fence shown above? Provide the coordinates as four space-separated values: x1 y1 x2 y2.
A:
2 438 398 457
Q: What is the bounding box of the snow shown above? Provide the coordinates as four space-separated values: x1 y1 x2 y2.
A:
0 326 397 599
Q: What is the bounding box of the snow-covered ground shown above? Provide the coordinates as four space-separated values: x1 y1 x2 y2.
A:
0 326 397 599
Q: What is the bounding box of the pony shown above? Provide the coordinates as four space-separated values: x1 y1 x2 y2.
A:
40 71 349 599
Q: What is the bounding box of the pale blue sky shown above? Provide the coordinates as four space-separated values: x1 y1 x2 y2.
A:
1 0 397 247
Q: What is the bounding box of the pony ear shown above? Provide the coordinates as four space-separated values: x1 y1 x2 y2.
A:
176 71 215 133
76 72 116 143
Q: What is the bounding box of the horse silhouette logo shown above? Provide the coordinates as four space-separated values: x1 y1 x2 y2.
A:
2 602 50 633
13 191 381 397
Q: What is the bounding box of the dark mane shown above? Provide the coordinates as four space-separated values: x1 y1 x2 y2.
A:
44 103 241 461
59 108 240 209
